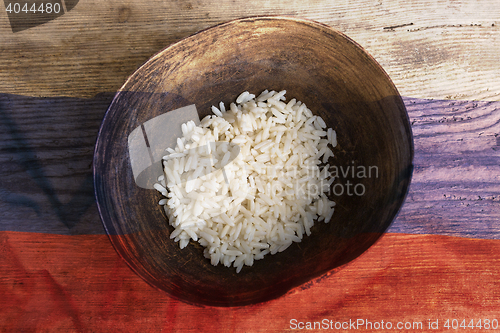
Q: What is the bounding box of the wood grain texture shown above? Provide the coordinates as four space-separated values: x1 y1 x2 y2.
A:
0 0 499 327
1 232 499 331
389 97 500 238
1 93 498 240
0 0 499 100
0 92 112 235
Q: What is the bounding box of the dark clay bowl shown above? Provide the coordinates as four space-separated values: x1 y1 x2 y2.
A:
93 16 413 307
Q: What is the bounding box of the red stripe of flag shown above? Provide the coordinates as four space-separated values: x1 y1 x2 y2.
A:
1 231 499 332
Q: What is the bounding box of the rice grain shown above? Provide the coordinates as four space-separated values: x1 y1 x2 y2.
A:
156 90 338 272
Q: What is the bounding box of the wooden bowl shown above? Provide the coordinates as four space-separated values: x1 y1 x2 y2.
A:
93 16 413 307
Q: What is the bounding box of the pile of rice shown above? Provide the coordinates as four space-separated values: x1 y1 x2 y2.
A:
154 90 337 273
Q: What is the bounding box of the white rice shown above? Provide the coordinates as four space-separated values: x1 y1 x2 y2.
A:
156 90 338 273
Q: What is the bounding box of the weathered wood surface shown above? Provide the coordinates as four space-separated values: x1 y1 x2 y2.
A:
0 0 499 239
0 0 499 100
1 93 498 239
0 92 112 235
1 0 500 330
393 97 500 239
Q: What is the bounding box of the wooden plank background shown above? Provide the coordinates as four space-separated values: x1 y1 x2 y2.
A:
1 93 499 238
0 0 499 100
1 0 500 331
1 0 498 236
